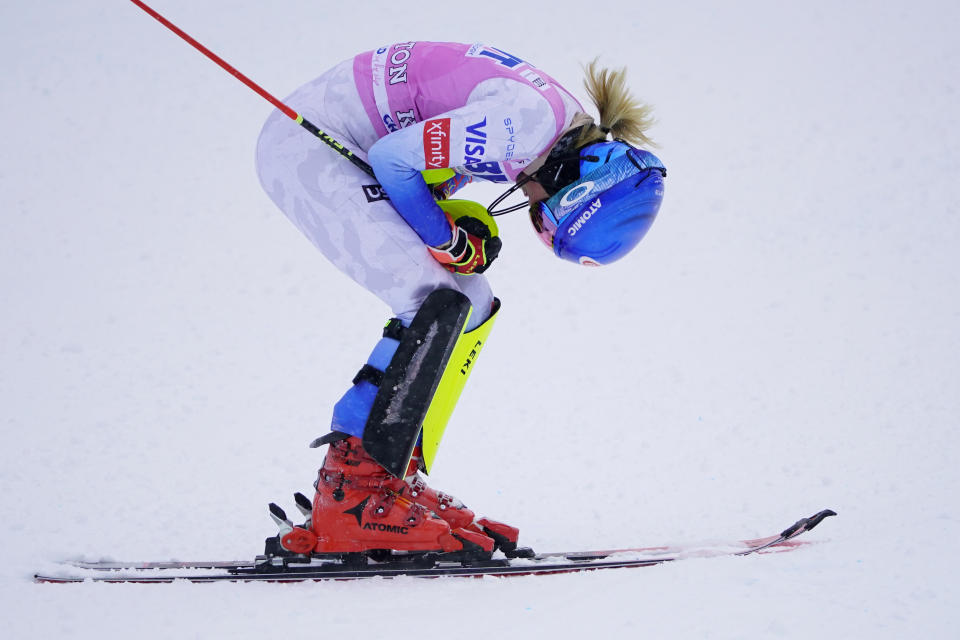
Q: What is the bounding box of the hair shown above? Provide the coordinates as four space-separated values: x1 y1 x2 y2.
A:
577 59 657 149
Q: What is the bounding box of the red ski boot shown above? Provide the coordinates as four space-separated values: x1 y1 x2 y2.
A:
401 447 527 557
277 437 493 556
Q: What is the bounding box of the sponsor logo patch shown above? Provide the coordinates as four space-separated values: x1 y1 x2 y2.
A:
423 118 451 169
343 496 409 535
362 184 389 202
362 522 410 535
567 198 602 236
463 117 487 164
503 117 516 160
460 340 483 375
560 181 596 207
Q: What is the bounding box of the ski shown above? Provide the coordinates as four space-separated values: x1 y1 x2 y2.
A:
35 509 835 583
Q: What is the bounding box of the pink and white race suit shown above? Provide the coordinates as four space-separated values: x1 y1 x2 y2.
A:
255 41 585 327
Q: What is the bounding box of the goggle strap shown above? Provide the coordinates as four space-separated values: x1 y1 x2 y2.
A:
486 173 537 216
533 152 594 196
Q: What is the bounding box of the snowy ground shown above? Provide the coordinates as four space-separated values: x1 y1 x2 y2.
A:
3 0 958 637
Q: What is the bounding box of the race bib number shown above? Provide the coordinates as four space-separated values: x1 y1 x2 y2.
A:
465 44 551 91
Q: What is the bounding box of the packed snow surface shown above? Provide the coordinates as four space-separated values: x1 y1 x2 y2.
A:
2 1 958 637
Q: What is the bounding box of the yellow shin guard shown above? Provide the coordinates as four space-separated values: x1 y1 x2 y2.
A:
420 298 500 472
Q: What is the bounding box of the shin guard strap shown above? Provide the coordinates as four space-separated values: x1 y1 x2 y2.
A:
352 364 384 387
382 318 405 341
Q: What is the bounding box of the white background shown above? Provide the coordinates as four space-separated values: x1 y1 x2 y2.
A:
2 0 958 637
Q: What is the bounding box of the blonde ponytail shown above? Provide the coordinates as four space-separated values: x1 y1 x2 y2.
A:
577 59 656 148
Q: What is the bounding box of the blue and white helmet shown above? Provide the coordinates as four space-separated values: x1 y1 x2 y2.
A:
529 141 665 266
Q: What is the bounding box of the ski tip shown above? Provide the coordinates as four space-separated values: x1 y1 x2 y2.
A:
779 509 837 539
805 509 837 531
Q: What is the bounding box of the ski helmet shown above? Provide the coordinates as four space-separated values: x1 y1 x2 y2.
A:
528 141 665 266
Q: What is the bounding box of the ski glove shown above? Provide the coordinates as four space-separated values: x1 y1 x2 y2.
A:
428 214 502 275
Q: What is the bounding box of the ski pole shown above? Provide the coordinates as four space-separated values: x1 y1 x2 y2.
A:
129 0 376 179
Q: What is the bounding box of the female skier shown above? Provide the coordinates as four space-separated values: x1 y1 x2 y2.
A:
255 41 665 558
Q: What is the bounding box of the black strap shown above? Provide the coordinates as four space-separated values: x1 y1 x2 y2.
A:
346 321 404 390
383 318 405 341
352 364 384 387
309 431 352 449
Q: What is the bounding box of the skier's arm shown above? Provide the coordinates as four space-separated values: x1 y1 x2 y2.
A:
366 91 556 249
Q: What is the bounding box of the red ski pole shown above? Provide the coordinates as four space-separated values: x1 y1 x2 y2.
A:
129 0 376 178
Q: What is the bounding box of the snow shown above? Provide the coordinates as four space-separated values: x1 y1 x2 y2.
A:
2 0 958 637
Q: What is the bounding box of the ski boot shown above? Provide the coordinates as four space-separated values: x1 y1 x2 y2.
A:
272 437 493 558
401 447 532 558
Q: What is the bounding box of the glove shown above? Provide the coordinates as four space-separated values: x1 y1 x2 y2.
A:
428 214 502 275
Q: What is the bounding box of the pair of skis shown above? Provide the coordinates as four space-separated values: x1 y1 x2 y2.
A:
35 509 835 583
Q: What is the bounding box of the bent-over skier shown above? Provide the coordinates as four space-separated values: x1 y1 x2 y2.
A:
254 41 666 558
